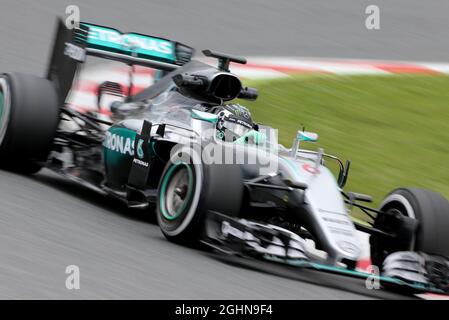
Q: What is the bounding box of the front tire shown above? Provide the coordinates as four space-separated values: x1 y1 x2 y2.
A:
0 73 60 174
156 146 243 245
370 187 449 268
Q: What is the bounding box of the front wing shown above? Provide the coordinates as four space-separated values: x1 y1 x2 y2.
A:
202 211 449 296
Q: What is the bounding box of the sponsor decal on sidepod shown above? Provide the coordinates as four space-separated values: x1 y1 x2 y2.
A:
104 131 135 156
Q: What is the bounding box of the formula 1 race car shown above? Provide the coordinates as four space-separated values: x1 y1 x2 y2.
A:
0 19 448 295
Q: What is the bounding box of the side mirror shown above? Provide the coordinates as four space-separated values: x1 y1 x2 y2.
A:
298 131 319 142
191 109 219 123
291 130 319 157
191 109 218 136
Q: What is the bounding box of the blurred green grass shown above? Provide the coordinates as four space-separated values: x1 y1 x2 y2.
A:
242 74 449 209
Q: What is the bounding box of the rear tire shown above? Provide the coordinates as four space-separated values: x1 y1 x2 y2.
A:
0 73 59 174
156 146 243 245
370 187 449 268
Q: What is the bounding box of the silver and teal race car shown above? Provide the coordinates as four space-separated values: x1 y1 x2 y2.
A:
0 19 448 296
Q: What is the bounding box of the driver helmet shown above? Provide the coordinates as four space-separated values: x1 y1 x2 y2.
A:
214 104 254 142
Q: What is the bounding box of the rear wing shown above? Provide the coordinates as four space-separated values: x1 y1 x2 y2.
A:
46 18 194 104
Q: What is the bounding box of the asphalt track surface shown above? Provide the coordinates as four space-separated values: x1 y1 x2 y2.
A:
0 0 442 299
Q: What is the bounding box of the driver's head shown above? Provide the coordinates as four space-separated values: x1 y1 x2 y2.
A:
214 104 254 142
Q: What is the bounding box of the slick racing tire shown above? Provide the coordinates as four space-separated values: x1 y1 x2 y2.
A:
156 145 243 245
370 188 449 268
0 73 59 174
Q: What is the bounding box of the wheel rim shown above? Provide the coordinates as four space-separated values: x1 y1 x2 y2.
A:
379 194 416 219
379 194 416 250
0 78 11 145
160 162 194 221
371 196 417 266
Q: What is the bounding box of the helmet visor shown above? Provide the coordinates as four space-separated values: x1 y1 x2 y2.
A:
223 119 252 138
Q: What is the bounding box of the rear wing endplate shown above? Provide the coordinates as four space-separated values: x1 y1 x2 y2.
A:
46 18 194 104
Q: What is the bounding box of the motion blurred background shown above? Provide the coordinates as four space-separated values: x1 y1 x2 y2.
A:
2 0 449 75
0 0 448 299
